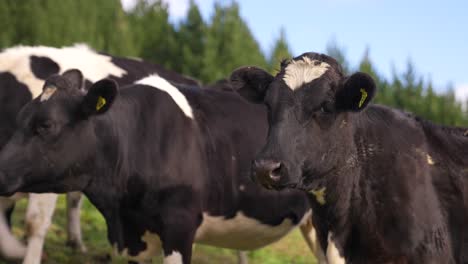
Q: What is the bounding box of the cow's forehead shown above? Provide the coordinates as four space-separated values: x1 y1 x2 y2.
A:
40 85 57 102
282 56 331 91
39 75 81 103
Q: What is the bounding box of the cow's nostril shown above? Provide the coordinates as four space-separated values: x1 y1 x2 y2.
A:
269 163 282 182
253 159 282 183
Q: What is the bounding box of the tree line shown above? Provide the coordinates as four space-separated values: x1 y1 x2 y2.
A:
0 0 466 125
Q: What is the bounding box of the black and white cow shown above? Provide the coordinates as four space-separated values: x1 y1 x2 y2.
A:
0 44 198 263
0 69 331 263
231 52 468 263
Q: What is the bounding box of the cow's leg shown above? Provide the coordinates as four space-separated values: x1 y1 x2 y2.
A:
23 193 58 264
299 216 328 264
5 201 15 228
0 195 27 260
159 195 200 264
160 212 197 264
65 191 86 252
237 251 248 264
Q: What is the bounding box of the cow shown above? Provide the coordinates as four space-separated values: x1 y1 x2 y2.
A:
0 44 198 263
0 69 330 264
229 52 468 263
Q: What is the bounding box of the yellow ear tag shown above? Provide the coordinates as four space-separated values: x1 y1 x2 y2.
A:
309 187 326 205
358 88 368 108
96 96 106 111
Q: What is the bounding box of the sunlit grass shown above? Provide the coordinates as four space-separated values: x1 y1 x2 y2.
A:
2 195 317 264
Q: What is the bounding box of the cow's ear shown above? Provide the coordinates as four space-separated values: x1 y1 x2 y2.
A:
229 66 274 103
335 72 376 112
62 69 84 91
80 79 118 116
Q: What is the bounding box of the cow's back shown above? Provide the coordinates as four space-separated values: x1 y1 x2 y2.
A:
0 44 198 149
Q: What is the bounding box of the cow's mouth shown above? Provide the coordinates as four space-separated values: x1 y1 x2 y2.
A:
263 181 298 191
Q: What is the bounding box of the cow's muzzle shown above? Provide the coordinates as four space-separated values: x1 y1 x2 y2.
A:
252 159 284 189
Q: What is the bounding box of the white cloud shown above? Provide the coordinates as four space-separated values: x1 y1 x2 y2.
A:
163 0 190 19
120 0 190 19
121 0 136 10
455 84 468 104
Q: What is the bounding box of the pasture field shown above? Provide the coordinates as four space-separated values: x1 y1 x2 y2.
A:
2 196 317 264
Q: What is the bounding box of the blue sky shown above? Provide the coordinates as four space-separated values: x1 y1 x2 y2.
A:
122 0 468 102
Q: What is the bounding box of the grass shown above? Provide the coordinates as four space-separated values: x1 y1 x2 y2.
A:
2 195 317 264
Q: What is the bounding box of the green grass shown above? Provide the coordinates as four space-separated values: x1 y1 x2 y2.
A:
2 195 317 263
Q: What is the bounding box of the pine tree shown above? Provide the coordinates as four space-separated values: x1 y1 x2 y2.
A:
175 0 206 79
127 0 179 68
0 1 15 48
268 28 292 74
201 2 267 83
325 37 350 75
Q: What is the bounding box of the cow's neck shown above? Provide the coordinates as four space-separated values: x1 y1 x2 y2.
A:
312 154 360 247
326 106 413 259
80 109 133 250
313 110 391 258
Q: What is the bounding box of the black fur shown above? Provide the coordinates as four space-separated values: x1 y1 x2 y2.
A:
30 56 60 80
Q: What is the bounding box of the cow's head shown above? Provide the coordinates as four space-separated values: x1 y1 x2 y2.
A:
0 69 118 195
230 52 375 191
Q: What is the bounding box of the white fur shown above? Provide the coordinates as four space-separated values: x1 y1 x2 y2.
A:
0 195 27 260
299 210 327 264
283 57 330 90
66 192 86 252
194 211 300 250
136 75 194 119
23 193 58 264
327 233 346 264
0 44 127 98
40 86 56 102
163 251 183 264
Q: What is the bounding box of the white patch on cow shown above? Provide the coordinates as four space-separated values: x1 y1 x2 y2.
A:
0 196 26 259
414 148 435 166
136 75 193 118
0 44 127 98
339 119 347 128
163 251 183 264
327 233 345 264
298 210 327 264
427 154 435 165
283 57 330 90
309 187 326 205
23 193 58 264
238 184 245 191
40 86 57 102
194 211 298 250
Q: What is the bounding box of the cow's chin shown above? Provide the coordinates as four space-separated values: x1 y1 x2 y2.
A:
256 177 300 191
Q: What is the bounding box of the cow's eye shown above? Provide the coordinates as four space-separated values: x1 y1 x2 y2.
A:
319 102 333 114
35 121 54 135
